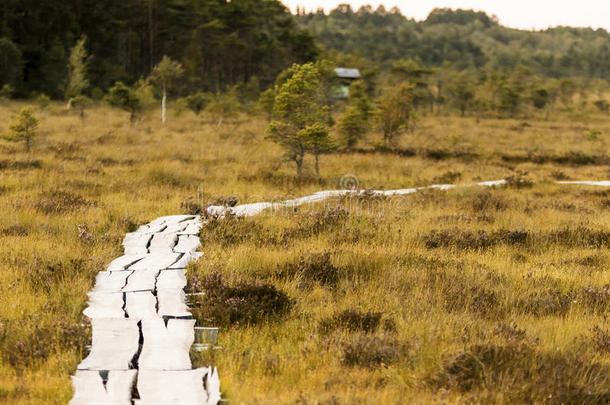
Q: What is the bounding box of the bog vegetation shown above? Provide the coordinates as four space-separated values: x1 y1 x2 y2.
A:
0 1 608 404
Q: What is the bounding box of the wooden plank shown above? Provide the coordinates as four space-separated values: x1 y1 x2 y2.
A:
127 253 182 271
157 288 190 317
174 234 201 253
122 269 159 292
83 292 125 319
148 233 178 253
70 370 137 405
167 251 202 269
135 368 216 404
125 291 158 319
92 271 132 294
139 318 194 370
123 233 153 254
78 318 140 370
136 223 168 234
156 269 187 290
106 254 146 271
177 222 201 235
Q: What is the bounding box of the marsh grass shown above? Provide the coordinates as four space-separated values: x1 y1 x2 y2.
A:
0 102 608 403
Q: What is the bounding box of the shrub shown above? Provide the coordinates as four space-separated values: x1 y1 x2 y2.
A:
106 81 141 123
319 310 382 334
279 252 341 288
34 190 94 214
189 273 292 327
504 171 534 188
432 170 462 184
5 107 39 152
341 334 401 368
591 326 610 353
516 289 573 317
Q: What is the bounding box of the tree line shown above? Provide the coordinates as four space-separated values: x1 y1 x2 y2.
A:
297 5 610 79
0 0 317 98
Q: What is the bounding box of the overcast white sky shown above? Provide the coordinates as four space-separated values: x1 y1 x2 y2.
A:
282 1 610 31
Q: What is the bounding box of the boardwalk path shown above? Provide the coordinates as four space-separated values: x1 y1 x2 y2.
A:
71 214 220 405
70 179 608 404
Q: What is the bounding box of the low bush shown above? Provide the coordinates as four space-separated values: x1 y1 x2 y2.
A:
34 190 94 214
278 252 341 288
319 310 382 334
341 334 401 368
189 273 292 327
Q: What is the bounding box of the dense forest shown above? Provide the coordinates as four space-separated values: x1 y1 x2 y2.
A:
1 1 610 100
0 0 318 97
297 5 610 78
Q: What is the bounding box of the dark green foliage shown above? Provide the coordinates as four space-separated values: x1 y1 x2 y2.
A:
0 38 22 89
106 82 140 122
531 88 549 109
0 0 318 94
188 273 292 327
298 6 610 79
185 92 210 115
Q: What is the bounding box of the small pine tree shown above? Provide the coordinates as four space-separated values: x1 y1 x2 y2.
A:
150 56 184 123
258 88 275 121
304 122 335 176
0 84 13 100
375 83 414 147
347 80 371 120
206 88 241 126
71 95 92 120
6 107 39 152
448 72 475 116
266 63 330 176
185 92 209 115
65 36 90 108
338 105 367 149
106 82 141 124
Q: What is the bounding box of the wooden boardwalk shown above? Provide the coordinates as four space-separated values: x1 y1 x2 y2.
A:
71 179 608 404
70 215 220 405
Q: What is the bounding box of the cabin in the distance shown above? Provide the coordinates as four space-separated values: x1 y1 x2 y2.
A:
333 67 361 99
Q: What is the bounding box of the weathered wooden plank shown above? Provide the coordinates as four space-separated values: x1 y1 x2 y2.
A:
135 368 217 404
139 318 194 370
157 288 190 317
83 292 125 319
168 251 202 269
128 253 182 271
106 254 146 271
122 269 159 292
123 233 153 255
149 215 196 226
92 271 132 293
70 370 137 405
161 222 188 234
148 233 178 253
78 318 140 370
174 234 201 253
177 222 201 235
156 269 187 290
136 223 168 234
125 291 158 319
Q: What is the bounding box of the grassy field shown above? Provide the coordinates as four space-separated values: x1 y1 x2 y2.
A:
0 102 608 404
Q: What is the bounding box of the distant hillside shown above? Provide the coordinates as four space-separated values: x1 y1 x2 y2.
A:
296 6 610 78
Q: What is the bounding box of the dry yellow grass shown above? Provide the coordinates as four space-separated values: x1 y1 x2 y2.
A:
0 101 608 404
